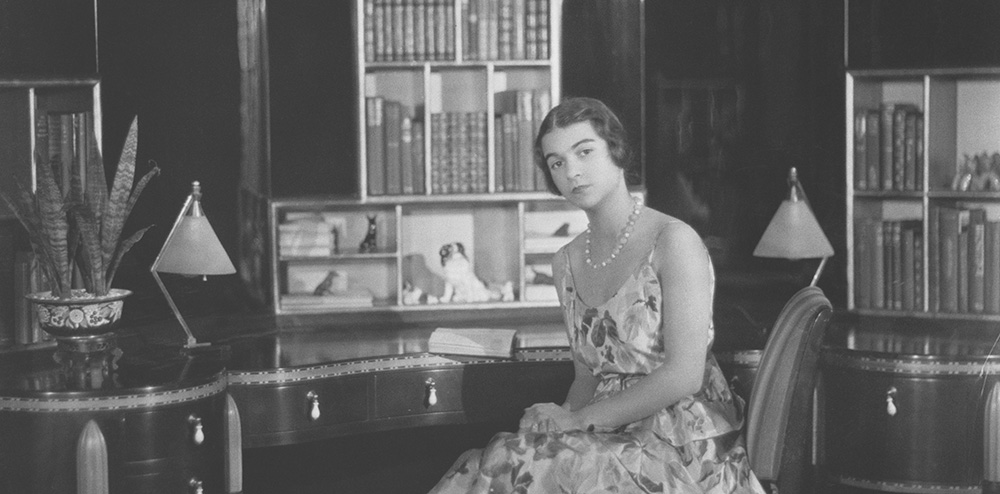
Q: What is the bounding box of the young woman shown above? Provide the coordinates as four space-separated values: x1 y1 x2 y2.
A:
429 97 765 493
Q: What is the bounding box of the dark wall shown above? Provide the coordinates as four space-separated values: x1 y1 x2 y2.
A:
644 0 846 325
0 0 96 77
98 0 247 321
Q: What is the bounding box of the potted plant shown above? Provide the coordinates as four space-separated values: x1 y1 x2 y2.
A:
0 116 158 343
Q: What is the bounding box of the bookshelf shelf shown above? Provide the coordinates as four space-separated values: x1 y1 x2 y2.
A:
846 68 1000 319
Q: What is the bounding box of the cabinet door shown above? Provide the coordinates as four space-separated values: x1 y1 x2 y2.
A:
823 363 992 486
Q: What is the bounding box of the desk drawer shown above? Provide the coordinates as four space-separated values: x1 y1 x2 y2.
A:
120 395 226 461
230 374 369 435
375 369 463 418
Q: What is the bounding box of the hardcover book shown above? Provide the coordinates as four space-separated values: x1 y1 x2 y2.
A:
428 327 518 358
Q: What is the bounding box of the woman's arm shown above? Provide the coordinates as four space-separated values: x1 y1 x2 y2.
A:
535 221 713 431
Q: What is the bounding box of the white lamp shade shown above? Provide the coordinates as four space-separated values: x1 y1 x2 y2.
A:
154 216 237 275
753 199 834 259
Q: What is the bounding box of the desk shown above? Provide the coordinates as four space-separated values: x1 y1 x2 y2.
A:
0 340 229 494
219 322 575 449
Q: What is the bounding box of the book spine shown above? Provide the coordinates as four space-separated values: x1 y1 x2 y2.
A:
928 206 940 312
864 110 880 191
855 219 871 309
879 104 894 190
892 106 907 191
364 0 376 62
435 0 447 61
412 119 426 193
986 220 1000 314
487 0 499 60
958 226 969 313
904 110 918 191
512 0 525 59
853 108 867 190
374 0 387 61
391 0 404 61
494 114 504 192
384 100 403 195
444 0 455 60
891 220 902 310
901 222 915 311
970 208 986 313
914 232 923 310
939 207 960 313
413 0 426 61
425 0 437 60
400 115 414 194
498 0 512 60
872 219 885 309
431 112 445 194
456 111 471 193
366 97 386 196
525 0 537 60
915 114 924 191
503 112 518 191
464 0 476 60
517 90 535 191
403 0 415 61
536 0 548 59
476 0 489 61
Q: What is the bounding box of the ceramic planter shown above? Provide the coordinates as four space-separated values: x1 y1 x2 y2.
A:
25 289 132 340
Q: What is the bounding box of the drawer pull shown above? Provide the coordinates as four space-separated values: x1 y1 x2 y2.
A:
886 386 898 417
307 391 321 420
189 478 203 494
188 415 204 445
425 378 438 408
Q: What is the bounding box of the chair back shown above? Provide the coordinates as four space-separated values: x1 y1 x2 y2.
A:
746 285 832 488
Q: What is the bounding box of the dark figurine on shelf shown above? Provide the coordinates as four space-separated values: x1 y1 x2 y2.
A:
359 214 378 253
971 151 1000 191
313 270 340 295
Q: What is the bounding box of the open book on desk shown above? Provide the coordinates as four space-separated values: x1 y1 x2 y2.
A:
428 327 570 358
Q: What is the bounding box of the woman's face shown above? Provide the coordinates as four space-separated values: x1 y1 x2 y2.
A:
541 121 623 209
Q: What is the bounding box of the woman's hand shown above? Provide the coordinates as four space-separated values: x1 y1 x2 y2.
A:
518 402 586 433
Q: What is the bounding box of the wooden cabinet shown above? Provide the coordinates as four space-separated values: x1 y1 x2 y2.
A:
0 345 230 494
846 68 1000 321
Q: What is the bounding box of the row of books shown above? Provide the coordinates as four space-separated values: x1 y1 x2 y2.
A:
854 208 1000 315
366 97 426 196
853 104 924 192
35 110 95 196
363 0 550 63
463 0 549 61
494 88 550 192
929 206 1000 314
278 212 346 258
430 111 489 194
854 219 924 312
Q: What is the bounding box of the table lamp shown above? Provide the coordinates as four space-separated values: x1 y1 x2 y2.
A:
753 167 834 286
151 181 236 348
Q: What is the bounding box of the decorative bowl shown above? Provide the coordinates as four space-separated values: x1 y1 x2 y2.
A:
25 289 132 339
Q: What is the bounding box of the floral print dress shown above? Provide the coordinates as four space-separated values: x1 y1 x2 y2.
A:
429 246 766 494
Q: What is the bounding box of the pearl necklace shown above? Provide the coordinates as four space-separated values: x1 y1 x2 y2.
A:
584 199 643 269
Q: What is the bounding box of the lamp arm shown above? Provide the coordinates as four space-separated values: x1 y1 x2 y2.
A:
810 256 829 287
151 269 199 348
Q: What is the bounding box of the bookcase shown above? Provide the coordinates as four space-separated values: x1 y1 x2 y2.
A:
846 68 1000 321
239 0 586 315
0 77 101 348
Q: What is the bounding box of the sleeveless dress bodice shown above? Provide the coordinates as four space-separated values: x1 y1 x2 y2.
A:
560 247 745 445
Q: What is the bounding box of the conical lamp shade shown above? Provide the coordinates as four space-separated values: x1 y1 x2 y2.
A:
753 199 834 259
155 215 236 275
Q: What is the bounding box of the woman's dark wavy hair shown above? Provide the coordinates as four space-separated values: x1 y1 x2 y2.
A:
533 96 635 195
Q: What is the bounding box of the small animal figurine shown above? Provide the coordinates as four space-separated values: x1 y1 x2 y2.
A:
313 270 340 295
358 215 378 253
439 242 493 303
